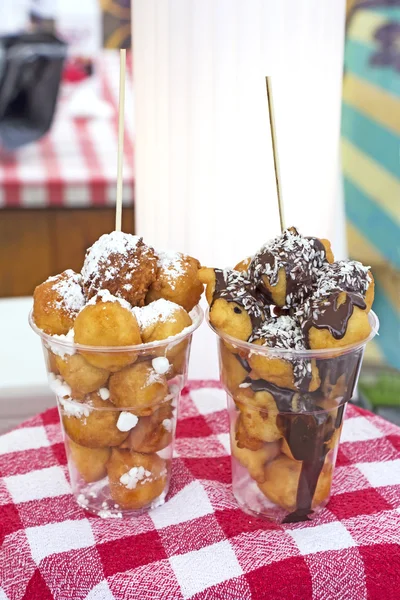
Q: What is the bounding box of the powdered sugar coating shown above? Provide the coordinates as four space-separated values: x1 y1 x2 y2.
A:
132 299 180 330
81 231 157 306
48 329 75 358
156 251 185 291
82 232 141 284
86 289 132 311
49 270 85 315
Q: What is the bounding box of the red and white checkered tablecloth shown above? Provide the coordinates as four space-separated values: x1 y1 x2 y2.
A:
0 51 134 209
1 380 400 600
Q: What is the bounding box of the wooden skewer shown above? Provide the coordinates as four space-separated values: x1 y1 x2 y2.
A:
266 76 285 233
115 49 127 232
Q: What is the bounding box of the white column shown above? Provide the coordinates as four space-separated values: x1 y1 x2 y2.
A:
132 0 347 378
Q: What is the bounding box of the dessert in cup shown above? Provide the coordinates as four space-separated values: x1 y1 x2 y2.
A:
31 231 203 517
202 227 378 523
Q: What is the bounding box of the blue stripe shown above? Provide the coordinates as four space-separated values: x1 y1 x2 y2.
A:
373 283 400 370
344 39 400 96
370 7 400 21
344 177 400 269
342 104 400 179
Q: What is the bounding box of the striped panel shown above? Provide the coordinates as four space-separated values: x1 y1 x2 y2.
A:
344 177 400 269
343 74 400 136
374 268 400 317
372 280 400 370
370 7 400 21
342 103 400 179
341 138 400 224
346 221 387 267
344 39 400 96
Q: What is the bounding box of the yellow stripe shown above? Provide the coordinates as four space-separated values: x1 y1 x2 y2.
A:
364 340 385 364
374 267 400 314
343 74 400 136
342 139 400 224
346 221 387 266
347 11 388 45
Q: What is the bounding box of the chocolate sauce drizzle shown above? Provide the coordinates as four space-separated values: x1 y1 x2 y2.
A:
249 229 328 308
244 378 344 522
302 291 367 348
212 269 265 331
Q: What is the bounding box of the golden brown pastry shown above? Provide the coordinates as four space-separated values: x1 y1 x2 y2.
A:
146 251 203 311
258 455 333 511
249 227 333 308
235 387 282 443
107 448 167 509
248 315 320 392
81 231 158 306
73 291 141 371
62 391 129 448
109 361 168 416
55 353 109 395
68 439 110 482
120 401 173 453
199 268 266 341
33 270 84 335
231 420 280 483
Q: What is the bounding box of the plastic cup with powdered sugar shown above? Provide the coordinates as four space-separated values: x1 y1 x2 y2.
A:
30 304 202 517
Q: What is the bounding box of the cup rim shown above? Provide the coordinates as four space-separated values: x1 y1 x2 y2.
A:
205 308 379 358
29 304 204 353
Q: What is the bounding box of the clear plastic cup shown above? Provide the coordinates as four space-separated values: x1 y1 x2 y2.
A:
207 310 379 523
29 305 203 518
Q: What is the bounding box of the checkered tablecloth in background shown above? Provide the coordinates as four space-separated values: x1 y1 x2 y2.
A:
1 381 400 600
0 51 134 209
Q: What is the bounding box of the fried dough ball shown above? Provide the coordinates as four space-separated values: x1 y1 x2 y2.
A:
55 353 109 395
109 361 168 416
236 388 282 443
231 419 280 483
81 231 158 306
73 292 141 371
235 414 265 451
136 299 192 344
33 269 85 335
234 257 251 272
249 344 320 392
135 299 192 374
304 291 371 350
68 439 110 483
219 343 249 394
318 260 374 312
199 268 265 342
146 251 203 312
47 350 60 375
248 315 320 392
62 391 129 448
120 401 174 453
258 455 333 511
249 228 333 308
107 449 167 510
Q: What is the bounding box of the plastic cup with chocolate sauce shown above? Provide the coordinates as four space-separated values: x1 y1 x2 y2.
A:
30 306 203 518
208 310 379 523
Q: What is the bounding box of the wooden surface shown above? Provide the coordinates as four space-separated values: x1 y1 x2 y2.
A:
0 207 135 297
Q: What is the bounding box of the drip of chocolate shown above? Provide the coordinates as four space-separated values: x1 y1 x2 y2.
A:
302 291 366 347
249 315 313 391
249 228 328 308
212 269 265 331
244 378 337 522
235 354 251 373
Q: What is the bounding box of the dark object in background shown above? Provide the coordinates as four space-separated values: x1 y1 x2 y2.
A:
0 32 67 151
